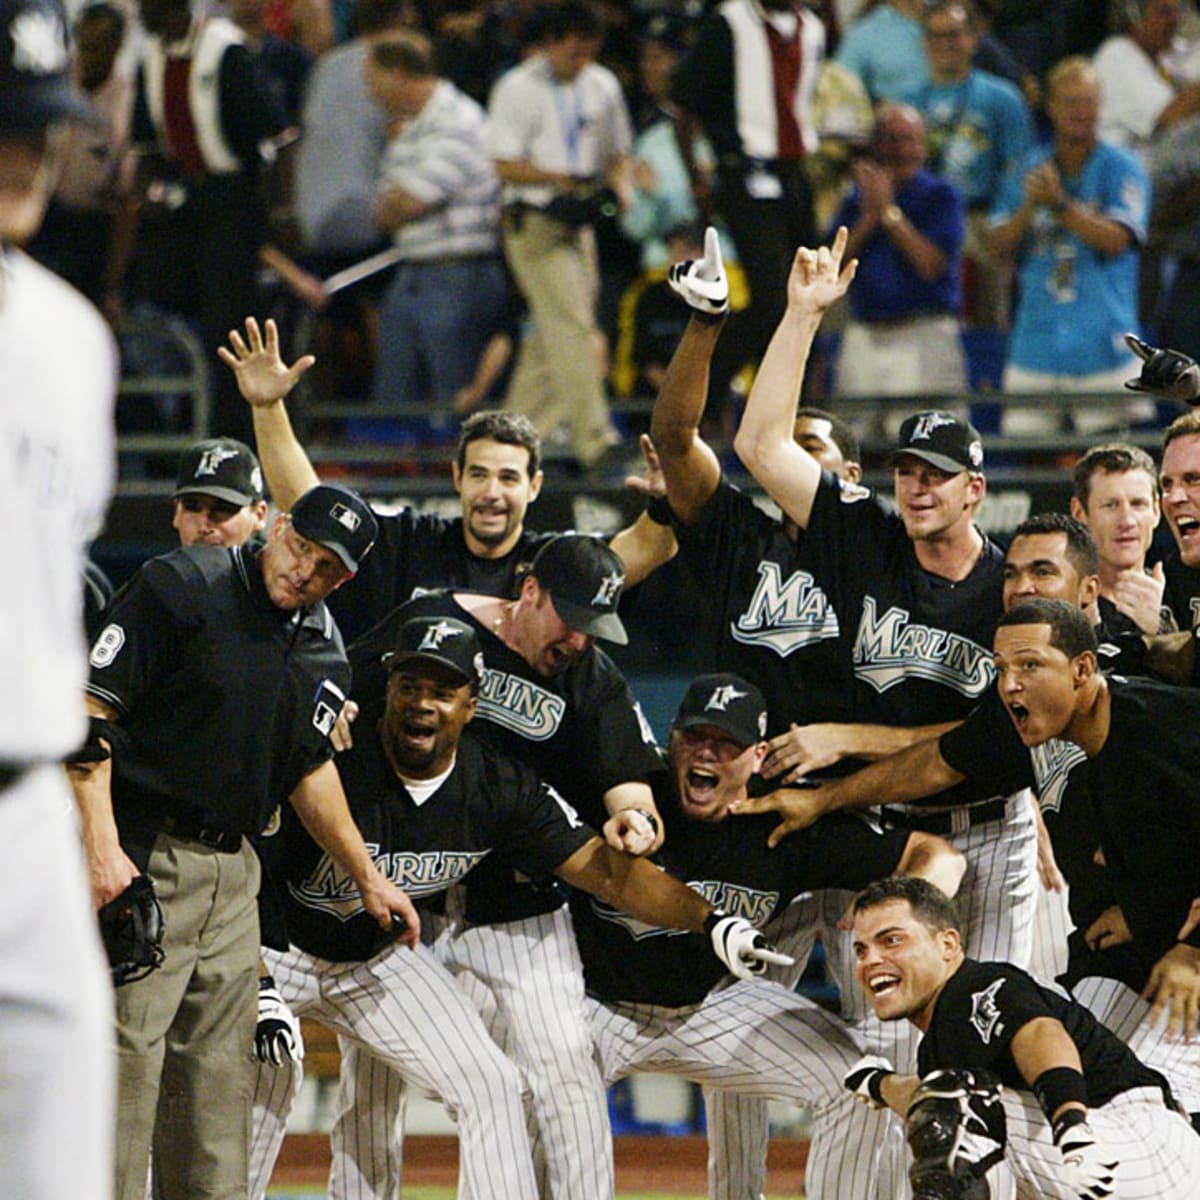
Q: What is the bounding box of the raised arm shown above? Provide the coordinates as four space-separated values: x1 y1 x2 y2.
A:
217 317 320 511
733 229 856 531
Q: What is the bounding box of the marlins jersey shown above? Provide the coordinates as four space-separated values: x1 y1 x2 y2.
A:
85 543 348 850
275 730 593 962
918 958 1170 1108
671 478 856 737
349 591 661 922
1162 551 1200 637
328 511 555 642
573 778 911 1007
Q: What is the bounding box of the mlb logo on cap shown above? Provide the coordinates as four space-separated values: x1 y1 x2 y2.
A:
290 484 378 574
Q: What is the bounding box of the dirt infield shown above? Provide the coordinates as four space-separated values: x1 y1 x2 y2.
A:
273 1133 809 1195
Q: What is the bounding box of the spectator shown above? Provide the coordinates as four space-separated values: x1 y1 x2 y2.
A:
487 0 634 472
990 57 1151 436
27 0 133 305
831 102 968 405
228 0 313 124
1093 0 1200 157
120 0 289 439
915 0 1033 331
835 0 928 104
670 0 824 398
365 28 506 411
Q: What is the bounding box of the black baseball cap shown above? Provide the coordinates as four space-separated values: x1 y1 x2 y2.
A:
674 674 767 748
382 616 483 687
529 534 628 645
0 0 98 133
290 484 378 574
888 410 984 474
174 438 264 506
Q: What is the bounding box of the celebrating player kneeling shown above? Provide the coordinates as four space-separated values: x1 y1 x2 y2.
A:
845 876 1200 1200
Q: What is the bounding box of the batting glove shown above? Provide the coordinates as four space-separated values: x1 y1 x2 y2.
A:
255 976 305 1066
667 226 730 322
1124 333 1200 404
705 911 794 980
844 1054 897 1109
1052 1110 1117 1199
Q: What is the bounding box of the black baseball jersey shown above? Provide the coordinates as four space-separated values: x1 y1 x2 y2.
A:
326 509 555 642
85 543 348 853
572 769 912 1006
1162 550 1200 636
670 478 856 737
273 729 595 962
918 958 1170 1108
349 591 662 923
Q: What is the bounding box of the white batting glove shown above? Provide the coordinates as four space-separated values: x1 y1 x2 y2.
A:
255 976 305 1066
843 1054 896 1109
706 911 794 980
1053 1111 1117 1199
667 226 730 320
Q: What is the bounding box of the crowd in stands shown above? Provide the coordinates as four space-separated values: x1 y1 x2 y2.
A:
29 0 1200 465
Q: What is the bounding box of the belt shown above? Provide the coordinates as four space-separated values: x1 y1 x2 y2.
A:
0 763 28 793
881 797 1008 836
160 815 242 853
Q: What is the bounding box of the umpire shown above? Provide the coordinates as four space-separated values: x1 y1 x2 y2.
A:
68 483 420 1200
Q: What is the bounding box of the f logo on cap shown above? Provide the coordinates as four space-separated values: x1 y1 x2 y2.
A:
330 503 361 533
592 571 624 608
418 621 463 652
705 684 747 712
196 445 239 476
909 412 956 442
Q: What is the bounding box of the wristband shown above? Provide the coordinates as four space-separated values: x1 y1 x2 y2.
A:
259 975 278 993
703 908 727 937
1050 1105 1089 1145
633 808 660 837
1033 1066 1088 1122
645 495 673 526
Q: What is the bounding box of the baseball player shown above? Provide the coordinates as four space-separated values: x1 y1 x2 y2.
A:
1 1 118 1193
69 484 421 1200
1159 410 1200 638
218 315 674 641
572 672 967 1200
847 875 1200 1200
171 436 269 548
249 617 788 1200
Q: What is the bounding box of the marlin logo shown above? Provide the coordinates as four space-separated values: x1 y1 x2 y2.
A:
289 845 492 920
589 876 779 940
909 412 956 441
417 621 463 652
1030 738 1087 814
731 562 840 657
195 445 238 476
330 502 361 532
969 979 1005 1045
477 669 567 741
705 684 746 712
853 597 994 697
592 571 624 607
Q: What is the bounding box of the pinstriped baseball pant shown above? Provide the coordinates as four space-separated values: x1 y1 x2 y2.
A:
585 977 889 1200
248 940 538 1200
328 906 614 1200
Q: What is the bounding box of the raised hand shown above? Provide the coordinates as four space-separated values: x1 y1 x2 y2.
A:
785 227 857 319
667 226 730 320
218 316 315 408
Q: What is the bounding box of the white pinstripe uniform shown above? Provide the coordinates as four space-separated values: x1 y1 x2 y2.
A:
330 586 661 1200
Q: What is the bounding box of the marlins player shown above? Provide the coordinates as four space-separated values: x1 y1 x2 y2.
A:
327 533 665 1200
171 436 268 547
572 673 967 1200
0 0 117 1193
219 316 673 641
249 617 787 1199
846 876 1200 1200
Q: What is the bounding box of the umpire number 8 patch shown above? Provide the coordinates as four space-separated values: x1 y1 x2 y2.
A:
90 623 125 668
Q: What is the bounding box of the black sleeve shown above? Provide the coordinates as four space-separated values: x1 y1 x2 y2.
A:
777 810 912 897
84 556 204 716
939 687 1035 792
217 43 288 166
504 772 598 879
669 12 732 125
